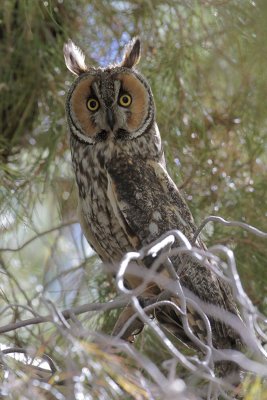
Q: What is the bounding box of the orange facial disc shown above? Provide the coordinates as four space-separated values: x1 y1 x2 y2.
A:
71 76 98 137
117 73 149 131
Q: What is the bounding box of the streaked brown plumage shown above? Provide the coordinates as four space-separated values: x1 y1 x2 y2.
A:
64 38 242 380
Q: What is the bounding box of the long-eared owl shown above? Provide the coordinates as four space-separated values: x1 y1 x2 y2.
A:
64 38 242 379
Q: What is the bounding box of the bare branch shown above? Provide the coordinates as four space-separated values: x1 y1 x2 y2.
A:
0 220 77 253
0 297 128 334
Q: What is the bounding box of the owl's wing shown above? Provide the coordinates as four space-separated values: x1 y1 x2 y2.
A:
106 154 241 322
106 154 197 246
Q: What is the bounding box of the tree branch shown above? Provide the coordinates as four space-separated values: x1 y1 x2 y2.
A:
0 220 77 253
0 297 128 334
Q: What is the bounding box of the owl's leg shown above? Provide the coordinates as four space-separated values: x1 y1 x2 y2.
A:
112 305 144 343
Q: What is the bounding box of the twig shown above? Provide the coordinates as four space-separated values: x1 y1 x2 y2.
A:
193 215 267 244
2 347 57 374
0 220 77 253
0 297 128 334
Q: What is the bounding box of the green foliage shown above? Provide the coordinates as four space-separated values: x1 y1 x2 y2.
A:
0 0 267 398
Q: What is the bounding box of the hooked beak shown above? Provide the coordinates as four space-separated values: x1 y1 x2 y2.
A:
106 109 115 131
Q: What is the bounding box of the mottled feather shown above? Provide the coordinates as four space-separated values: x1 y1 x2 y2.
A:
64 37 242 380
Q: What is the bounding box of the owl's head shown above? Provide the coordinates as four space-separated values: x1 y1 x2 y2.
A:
64 38 155 145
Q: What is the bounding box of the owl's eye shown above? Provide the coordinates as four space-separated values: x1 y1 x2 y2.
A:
87 98 99 111
118 93 132 107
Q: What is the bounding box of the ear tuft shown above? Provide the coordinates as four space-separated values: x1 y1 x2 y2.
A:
63 40 88 76
120 37 141 69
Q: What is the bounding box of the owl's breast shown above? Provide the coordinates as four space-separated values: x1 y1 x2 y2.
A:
74 146 133 262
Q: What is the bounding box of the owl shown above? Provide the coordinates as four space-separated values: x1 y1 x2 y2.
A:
63 38 242 379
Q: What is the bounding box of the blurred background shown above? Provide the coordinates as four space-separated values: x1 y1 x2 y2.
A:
0 0 266 398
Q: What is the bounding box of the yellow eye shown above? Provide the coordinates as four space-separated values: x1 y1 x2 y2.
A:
119 94 132 107
87 98 99 111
